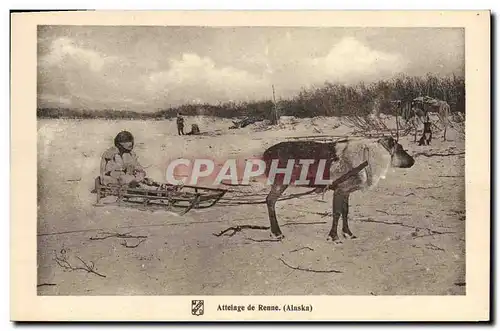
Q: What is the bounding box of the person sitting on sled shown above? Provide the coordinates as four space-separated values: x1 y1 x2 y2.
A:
100 131 147 187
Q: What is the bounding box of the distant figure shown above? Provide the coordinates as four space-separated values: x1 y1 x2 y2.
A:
418 121 433 146
100 131 146 187
186 124 200 135
176 113 185 135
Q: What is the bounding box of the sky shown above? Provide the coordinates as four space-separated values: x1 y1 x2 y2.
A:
37 26 464 111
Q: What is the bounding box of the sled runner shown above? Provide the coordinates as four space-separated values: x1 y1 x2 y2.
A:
92 176 227 215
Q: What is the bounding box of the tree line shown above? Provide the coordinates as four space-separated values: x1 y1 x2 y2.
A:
38 73 465 120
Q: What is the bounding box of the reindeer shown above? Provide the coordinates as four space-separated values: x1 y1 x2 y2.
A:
422 96 450 141
393 97 451 142
392 99 427 143
261 136 415 243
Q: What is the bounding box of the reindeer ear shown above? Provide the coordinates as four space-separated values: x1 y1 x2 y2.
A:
384 136 397 149
389 131 399 143
379 136 396 150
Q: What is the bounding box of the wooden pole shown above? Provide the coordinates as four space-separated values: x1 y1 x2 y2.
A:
395 102 400 141
272 84 278 125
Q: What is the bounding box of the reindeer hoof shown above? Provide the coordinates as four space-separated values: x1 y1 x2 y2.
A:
342 232 357 239
271 232 285 240
327 236 343 244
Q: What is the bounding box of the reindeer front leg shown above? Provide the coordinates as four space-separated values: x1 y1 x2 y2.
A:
266 183 288 239
327 191 344 244
341 194 356 239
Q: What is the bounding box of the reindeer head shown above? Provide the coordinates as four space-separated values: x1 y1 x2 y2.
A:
379 136 415 169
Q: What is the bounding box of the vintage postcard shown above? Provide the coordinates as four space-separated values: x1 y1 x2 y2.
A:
11 10 490 321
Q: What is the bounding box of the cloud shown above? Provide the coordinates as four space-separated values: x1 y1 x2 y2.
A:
39 37 114 72
38 41 271 109
146 53 270 105
300 37 408 85
38 94 72 107
37 36 409 110
38 37 152 110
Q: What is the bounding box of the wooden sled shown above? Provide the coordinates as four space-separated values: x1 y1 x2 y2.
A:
92 176 227 215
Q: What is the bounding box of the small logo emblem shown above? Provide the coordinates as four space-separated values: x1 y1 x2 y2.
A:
192 300 204 316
